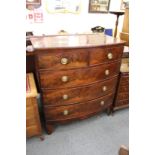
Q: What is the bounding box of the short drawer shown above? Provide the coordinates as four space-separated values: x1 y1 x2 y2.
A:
44 93 114 121
42 76 118 106
37 49 88 70
89 46 123 65
39 61 121 89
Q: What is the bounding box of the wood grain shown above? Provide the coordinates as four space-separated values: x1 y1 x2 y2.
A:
37 49 89 70
39 61 121 89
42 76 118 106
44 93 114 121
89 46 124 65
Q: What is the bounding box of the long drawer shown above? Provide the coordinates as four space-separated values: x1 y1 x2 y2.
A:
44 93 114 121
39 61 121 89
42 76 118 106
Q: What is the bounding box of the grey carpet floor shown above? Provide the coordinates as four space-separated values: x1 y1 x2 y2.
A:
26 109 129 155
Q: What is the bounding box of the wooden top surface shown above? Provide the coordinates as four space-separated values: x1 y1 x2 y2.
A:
30 34 125 50
26 73 38 98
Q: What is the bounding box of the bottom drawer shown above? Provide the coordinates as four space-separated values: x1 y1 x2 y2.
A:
44 93 114 121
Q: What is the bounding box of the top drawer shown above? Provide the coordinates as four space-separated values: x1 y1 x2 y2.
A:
89 46 124 65
36 49 88 70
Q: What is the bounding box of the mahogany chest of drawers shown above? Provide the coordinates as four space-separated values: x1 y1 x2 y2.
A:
30 34 125 134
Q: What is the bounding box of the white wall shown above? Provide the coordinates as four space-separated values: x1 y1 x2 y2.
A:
26 0 124 36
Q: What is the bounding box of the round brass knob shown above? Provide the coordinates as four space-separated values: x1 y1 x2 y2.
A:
100 101 105 106
63 110 69 115
105 69 110 75
61 76 69 82
62 94 68 100
61 58 68 65
107 53 113 59
102 86 107 91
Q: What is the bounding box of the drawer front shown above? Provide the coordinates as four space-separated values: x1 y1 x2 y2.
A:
89 46 123 65
37 49 88 70
119 74 129 86
118 84 129 93
44 93 114 121
117 92 129 101
39 61 121 89
42 76 118 106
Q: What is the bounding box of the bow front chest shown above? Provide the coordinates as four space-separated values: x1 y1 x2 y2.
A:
30 34 125 134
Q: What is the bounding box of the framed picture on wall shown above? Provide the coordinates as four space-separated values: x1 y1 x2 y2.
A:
89 0 111 13
120 0 129 10
45 0 81 14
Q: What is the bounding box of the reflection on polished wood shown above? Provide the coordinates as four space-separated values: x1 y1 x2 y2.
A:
30 34 125 49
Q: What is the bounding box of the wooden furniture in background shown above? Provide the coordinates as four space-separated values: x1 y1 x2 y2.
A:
26 53 35 73
113 54 129 111
26 73 43 140
120 8 129 46
109 11 125 38
119 145 129 155
26 33 35 73
30 34 125 134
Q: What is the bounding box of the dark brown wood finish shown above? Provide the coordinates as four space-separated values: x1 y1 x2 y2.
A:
30 34 125 49
30 34 125 134
37 49 89 70
42 76 118 106
44 93 114 122
113 56 129 111
39 61 121 89
89 46 124 65
26 54 35 73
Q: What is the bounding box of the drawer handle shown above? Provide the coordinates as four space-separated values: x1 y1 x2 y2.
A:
61 58 68 65
100 101 105 106
105 69 110 75
61 76 69 82
63 110 69 115
102 86 107 91
107 53 113 59
62 94 68 100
